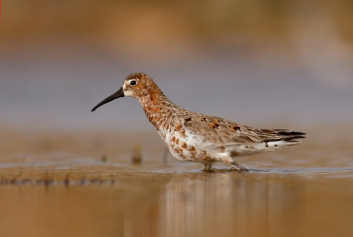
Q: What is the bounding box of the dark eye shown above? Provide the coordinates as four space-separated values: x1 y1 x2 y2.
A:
130 80 136 85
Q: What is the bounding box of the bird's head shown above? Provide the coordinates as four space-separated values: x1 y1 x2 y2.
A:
91 73 160 112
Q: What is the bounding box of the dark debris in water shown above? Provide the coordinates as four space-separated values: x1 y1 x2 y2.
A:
0 176 117 186
0 165 352 186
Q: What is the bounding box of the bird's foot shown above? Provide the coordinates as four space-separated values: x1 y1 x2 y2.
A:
230 161 249 172
202 162 214 173
202 168 214 173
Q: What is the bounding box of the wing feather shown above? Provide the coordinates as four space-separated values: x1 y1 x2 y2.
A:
182 113 305 145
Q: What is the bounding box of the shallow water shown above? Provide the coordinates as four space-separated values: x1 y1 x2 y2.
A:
0 129 353 237
0 165 353 237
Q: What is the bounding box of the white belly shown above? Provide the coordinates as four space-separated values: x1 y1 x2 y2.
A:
157 128 223 162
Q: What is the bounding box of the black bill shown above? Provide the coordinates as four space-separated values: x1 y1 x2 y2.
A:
91 87 124 112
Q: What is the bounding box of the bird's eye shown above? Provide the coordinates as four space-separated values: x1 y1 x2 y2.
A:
130 80 137 85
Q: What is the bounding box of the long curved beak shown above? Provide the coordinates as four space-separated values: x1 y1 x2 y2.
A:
91 87 124 112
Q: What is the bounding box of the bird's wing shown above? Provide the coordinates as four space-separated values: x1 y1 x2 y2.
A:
181 113 305 146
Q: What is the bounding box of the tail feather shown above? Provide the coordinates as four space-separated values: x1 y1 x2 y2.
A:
275 130 306 136
261 129 306 143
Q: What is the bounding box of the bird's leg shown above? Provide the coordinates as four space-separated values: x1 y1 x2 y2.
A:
202 162 214 172
220 157 249 172
230 161 249 172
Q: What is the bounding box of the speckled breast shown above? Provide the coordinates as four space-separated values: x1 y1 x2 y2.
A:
158 124 214 163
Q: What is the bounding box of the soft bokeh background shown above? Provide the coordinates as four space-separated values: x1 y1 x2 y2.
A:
1 2 353 237
1 0 353 132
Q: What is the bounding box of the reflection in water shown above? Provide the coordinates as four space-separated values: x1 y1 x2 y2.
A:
0 168 352 237
160 173 304 237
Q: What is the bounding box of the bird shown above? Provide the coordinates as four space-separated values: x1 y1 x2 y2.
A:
91 73 305 172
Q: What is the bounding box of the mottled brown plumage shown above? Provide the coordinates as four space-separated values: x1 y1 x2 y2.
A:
92 73 305 172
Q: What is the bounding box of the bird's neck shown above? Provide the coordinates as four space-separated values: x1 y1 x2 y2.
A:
138 91 178 131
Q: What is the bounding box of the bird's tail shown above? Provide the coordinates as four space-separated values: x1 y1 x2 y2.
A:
262 129 306 145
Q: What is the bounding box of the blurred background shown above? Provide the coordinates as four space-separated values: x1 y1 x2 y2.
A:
1 3 353 237
1 0 353 131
